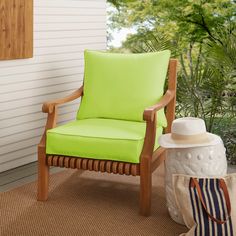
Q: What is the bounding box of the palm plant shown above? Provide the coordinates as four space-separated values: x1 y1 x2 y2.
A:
205 27 236 163
123 30 175 53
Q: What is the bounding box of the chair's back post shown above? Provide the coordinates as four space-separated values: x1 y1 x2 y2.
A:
164 59 178 134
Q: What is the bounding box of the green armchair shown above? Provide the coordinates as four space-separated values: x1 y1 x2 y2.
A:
38 50 177 216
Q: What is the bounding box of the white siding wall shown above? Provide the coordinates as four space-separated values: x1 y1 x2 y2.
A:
0 0 106 172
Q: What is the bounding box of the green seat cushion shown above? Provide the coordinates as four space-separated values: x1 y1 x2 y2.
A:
46 118 163 163
77 50 171 127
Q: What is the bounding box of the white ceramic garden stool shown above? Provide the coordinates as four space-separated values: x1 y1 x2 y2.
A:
159 117 227 225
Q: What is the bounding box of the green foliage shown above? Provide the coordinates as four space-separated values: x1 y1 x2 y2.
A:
123 30 175 53
108 0 236 44
108 0 236 163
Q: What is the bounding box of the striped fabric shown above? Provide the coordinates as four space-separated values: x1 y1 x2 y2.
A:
189 178 233 236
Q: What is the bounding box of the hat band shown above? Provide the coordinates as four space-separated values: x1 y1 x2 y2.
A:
171 132 209 144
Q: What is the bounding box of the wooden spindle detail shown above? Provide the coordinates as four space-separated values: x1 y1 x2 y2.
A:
94 160 100 171
70 158 76 169
112 162 118 174
47 156 53 166
106 161 112 173
124 163 131 175
82 159 88 169
52 156 59 166
131 165 139 176
100 161 106 172
88 159 94 171
64 157 70 168
59 156 64 167
118 162 124 175
76 158 82 169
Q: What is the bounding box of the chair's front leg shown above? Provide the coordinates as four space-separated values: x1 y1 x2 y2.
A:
140 155 152 216
37 145 49 201
37 107 57 201
139 116 157 216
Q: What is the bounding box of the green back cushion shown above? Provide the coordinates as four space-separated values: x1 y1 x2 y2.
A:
77 50 171 127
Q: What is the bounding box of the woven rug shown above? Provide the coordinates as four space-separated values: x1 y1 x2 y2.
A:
1 163 187 236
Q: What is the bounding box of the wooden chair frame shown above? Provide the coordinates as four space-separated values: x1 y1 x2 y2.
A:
37 59 177 216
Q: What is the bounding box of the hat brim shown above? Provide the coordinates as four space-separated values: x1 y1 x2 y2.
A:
158 132 222 148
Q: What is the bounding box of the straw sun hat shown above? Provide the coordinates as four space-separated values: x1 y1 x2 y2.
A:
158 117 222 148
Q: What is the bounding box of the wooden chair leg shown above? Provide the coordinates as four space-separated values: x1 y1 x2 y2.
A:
37 147 49 201
140 156 152 216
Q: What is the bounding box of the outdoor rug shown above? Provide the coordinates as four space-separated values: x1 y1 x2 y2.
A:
1 163 187 235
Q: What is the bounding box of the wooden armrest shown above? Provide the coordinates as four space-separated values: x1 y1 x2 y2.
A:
42 86 83 113
143 90 175 121
39 86 83 147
